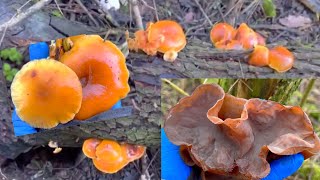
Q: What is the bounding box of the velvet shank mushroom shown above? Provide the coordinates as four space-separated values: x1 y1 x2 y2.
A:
82 138 146 173
126 20 186 62
248 45 269 67
210 22 265 50
11 59 82 128
58 35 130 120
268 46 295 73
164 84 320 179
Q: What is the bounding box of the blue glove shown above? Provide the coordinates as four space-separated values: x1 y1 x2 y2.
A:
13 42 122 136
161 128 304 180
161 128 192 180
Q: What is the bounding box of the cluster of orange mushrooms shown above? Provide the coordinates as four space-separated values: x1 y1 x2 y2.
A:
126 20 187 62
210 22 295 72
11 35 130 129
126 20 295 72
82 138 146 174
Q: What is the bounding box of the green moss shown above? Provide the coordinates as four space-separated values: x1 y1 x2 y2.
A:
0 48 23 65
2 63 18 82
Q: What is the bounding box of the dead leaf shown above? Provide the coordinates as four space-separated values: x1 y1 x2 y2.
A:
279 15 312 28
184 12 195 23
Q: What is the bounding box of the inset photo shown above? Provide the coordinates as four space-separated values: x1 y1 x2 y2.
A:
161 78 320 180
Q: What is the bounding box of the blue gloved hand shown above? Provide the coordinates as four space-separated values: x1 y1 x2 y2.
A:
161 128 304 180
161 128 191 180
12 42 122 136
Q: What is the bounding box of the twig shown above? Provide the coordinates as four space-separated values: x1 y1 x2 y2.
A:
239 79 253 92
193 0 213 26
162 79 190 96
145 148 159 173
152 0 159 21
131 98 141 111
0 0 51 46
238 59 244 78
140 153 151 180
75 0 99 27
300 79 315 107
217 5 226 23
0 0 49 31
227 79 239 94
53 0 65 17
131 0 144 29
140 0 155 10
0 168 8 180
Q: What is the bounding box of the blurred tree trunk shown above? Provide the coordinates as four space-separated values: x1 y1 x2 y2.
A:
219 79 302 104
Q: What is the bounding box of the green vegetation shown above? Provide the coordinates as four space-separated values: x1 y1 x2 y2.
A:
298 160 320 180
51 10 63 17
0 48 23 65
2 63 18 82
262 0 276 17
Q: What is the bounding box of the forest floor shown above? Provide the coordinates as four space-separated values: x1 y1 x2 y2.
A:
0 0 319 179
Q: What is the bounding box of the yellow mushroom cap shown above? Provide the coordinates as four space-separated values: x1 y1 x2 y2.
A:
11 59 82 129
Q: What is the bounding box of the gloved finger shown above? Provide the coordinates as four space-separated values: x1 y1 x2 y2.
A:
12 109 37 136
111 101 122 110
29 42 49 60
262 153 304 180
161 128 191 180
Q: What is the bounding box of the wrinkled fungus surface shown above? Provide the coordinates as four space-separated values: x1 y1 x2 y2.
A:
164 84 320 179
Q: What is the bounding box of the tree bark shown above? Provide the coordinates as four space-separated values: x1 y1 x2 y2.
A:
0 61 161 159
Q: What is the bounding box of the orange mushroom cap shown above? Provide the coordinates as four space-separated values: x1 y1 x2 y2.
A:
120 143 146 162
95 140 123 162
268 46 294 73
126 20 186 62
214 40 243 50
256 32 266 46
93 157 127 174
235 23 258 49
82 138 146 174
210 23 235 44
147 20 186 54
11 59 82 128
82 138 102 158
59 35 130 120
248 45 269 67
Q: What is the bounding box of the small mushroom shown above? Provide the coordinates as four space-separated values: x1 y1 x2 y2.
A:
82 138 146 174
214 40 243 50
234 23 258 49
210 23 235 44
268 46 294 73
59 35 130 120
120 143 146 162
82 138 102 158
248 45 269 67
127 20 186 62
256 32 266 46
11 59 82 128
